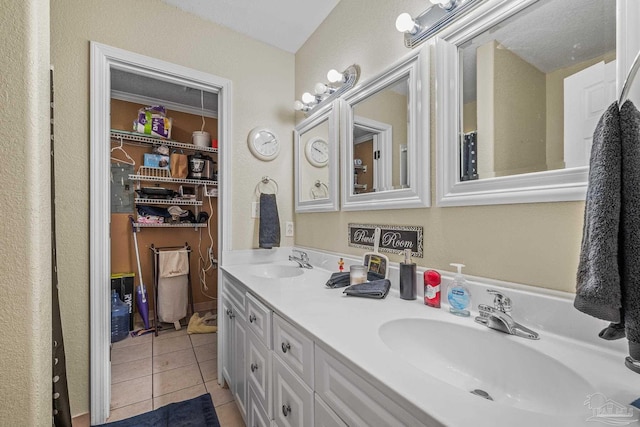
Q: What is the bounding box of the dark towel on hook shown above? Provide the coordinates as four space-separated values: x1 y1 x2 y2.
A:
575 100 640 362
259 193 280 249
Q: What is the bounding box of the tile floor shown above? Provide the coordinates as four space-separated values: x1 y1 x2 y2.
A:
108 320 245 426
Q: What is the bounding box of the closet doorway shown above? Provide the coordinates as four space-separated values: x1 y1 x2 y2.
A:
90 42 232 425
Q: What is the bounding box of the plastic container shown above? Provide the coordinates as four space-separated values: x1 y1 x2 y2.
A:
447 263 471 317
424 269 441 308
399 249 417 300
192 131 211 148
111 290 130 343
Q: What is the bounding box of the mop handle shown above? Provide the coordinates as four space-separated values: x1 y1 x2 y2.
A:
129 216 146 304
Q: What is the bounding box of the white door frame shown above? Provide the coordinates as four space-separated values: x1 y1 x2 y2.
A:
90 42 232 424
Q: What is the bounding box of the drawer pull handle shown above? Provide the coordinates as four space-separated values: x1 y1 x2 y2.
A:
282 404 291 417
226 309 232 317
281 342 291 353
249 314 256 323
229 312 235 319
250 363 258 373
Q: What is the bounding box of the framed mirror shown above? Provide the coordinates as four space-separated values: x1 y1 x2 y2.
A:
294 101 339 212
436 0 616 206
341 47 430 211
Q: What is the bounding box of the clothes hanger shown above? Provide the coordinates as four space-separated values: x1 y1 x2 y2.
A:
619 49 640 109
111 136 135 165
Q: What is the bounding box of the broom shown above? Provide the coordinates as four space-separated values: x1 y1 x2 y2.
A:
129 216 150 330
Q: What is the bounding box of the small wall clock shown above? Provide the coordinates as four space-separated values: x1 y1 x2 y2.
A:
247 127 280 161
305 137 329 167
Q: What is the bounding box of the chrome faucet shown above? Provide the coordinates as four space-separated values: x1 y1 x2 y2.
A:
289 249 313 269
475 290 539 340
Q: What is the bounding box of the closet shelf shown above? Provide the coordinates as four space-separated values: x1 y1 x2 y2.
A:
132 222 207 230
134 198 202 206
129 174 217 186
111 129 218 154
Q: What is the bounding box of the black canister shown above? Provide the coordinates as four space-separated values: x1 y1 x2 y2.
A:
399 248 417 300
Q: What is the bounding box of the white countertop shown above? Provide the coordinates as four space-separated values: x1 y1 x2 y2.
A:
222 249 640 427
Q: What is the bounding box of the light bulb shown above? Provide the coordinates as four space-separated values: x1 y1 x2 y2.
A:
294 100 305 111
314 82 328 95
395 13 418 34
430 0 456 9
327 69 344 84
301 92 315 104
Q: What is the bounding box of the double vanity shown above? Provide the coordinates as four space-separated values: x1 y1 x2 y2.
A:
219 248 640 427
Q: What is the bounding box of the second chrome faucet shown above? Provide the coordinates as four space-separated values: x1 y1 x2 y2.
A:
289 249 313 269
475 289 539 340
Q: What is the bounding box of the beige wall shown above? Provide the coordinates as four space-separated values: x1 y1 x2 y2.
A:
295 0 585 293
0 0 52 425
492 41 547 176
51 0 295 416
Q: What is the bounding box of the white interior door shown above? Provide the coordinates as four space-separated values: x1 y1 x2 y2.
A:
564 60 617 168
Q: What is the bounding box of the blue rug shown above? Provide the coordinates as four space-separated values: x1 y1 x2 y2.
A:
97 394 220 427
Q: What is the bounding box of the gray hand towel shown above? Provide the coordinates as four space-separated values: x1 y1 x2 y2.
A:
619 100 640 360
259 193 280 249
575 102 623 322
343 279 391 299
575 100 640 363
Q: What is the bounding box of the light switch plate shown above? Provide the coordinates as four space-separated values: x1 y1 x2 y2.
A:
251 202 259 218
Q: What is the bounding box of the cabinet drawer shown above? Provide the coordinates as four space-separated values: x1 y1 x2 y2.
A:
315 346 428 427
273 314 314 388
246 292 272 348
247 329 272 417
314 395 347 427
272 354 313 427
248 383 271 427
222 273 246 316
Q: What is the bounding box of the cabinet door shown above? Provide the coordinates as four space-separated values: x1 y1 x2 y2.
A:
247 329 272 418
248 383 271 427
315 346 427 427
314 395 347 427
272 354 313 427
232 302 247 418
221 298 234 387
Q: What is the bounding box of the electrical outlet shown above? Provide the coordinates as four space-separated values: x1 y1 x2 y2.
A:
285 221 294 237
251 201 259 218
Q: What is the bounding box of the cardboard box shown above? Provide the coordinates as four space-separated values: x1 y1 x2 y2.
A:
111 273 135 331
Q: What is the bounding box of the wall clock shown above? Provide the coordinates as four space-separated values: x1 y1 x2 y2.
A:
247 127 280 161
305 137 329 167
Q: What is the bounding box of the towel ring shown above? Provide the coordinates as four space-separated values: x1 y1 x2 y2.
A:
255 176 278 196
310 180 329 199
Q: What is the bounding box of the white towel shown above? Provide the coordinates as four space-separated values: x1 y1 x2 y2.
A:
159 250 189 278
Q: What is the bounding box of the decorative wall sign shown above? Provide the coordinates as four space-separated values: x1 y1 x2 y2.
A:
348 223 423 257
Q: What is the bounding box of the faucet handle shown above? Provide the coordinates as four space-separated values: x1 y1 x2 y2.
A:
487 289 511 313
292 249 308 261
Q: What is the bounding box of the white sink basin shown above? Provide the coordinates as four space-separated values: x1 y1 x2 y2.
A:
379 318 593 416
248 264 305 279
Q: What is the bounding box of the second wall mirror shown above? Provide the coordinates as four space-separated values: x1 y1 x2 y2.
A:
294 101 339 212
436 0 616 206
341 47 430 211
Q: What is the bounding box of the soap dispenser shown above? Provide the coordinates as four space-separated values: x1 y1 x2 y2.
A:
399 249 417 300
448 263 471 317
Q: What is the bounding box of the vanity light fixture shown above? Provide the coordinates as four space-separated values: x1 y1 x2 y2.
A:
396 0 481 48
295 65 360 114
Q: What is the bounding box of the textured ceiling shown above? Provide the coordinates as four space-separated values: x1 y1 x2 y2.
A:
462 0 616 102
159 0 341 53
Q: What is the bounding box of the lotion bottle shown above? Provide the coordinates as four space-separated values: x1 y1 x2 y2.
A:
399 249 417 300
447 263 471 317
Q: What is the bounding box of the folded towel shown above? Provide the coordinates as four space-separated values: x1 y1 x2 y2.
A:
343 279 391 299
619 100 640 360
158 250 189 278
259 193 280 249
326 271 386 288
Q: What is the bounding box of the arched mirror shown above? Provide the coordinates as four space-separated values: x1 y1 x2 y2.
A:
341 47 430 210
436 0 616 206
294 101 339 212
